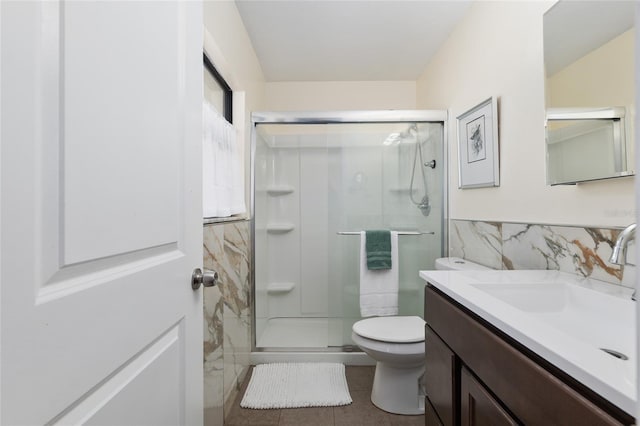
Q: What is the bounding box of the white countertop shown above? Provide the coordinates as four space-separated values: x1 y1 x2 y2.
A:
419 269 636 416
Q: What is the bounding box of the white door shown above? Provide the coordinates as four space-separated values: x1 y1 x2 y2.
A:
1 1 203 425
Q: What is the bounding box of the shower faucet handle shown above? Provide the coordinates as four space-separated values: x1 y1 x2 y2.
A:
424 160 436 169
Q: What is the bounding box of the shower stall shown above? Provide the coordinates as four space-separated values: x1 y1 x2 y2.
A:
251 111 447 359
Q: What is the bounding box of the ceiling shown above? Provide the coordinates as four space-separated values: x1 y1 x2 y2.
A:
234 0 472 82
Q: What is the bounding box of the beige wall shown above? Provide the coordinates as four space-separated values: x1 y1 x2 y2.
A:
548 29 634 109
264 81 416 111
203 1 265 108
417 1 635 227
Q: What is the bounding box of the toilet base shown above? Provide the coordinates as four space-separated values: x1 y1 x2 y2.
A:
370 361 425 415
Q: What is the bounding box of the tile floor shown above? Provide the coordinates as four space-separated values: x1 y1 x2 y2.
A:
225 366 425 426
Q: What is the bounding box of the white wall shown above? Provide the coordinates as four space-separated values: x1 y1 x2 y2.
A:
264 81 416 111
417 1 635 228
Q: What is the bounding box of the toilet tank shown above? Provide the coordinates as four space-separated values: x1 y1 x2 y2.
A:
434 257 492 271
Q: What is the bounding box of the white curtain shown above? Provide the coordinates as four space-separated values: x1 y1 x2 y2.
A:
202 101 246 218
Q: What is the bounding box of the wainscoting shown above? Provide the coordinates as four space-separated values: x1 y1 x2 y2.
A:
203 220 252 426
449 219 634 288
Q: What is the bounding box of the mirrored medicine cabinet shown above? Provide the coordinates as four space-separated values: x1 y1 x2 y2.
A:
544 0 635 185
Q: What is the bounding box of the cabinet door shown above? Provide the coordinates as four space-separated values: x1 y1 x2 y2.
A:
426 398 444 426
461 367 519 426
425 325 457 426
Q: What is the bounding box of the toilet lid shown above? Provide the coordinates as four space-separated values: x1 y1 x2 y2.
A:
352 316 426 343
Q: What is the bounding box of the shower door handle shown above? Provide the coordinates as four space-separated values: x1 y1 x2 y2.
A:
191 268 218 290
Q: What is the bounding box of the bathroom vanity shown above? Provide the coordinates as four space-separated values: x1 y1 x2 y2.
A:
420 270 636 426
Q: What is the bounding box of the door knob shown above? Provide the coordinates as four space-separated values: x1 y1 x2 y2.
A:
191 268 218 290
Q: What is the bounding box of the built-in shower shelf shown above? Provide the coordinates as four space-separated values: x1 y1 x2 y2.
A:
388 187 419 194
267 282 295 294
266 185 294 196
266 223 295 234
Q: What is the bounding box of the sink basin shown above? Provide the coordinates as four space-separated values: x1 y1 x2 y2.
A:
470 281 635 363
470 283 568 312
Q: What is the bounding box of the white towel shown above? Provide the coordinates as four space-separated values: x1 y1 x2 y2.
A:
359 231 399 317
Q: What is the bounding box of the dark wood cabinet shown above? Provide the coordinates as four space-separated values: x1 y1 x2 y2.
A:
424 284 634 426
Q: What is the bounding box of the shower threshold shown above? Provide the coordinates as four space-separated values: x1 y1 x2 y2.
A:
253 317 374 365
250 350 374 366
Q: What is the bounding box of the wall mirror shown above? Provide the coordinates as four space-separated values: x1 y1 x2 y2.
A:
544 0 635 185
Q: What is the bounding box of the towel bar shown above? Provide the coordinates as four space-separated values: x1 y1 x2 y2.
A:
337 231 435 235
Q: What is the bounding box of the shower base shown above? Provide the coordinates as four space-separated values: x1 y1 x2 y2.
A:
257 317 335 347
253 317 374 365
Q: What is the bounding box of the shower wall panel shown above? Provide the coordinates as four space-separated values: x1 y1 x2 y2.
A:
300 148 329 315
265 148 301 318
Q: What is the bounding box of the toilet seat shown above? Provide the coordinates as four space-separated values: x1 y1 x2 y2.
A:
352 316 425 343
351 332 425 358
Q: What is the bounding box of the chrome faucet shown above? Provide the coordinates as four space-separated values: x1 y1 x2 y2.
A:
609 223 636 265
609 223 636 300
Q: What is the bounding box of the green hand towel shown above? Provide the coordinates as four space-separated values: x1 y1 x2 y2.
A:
365 230 392 270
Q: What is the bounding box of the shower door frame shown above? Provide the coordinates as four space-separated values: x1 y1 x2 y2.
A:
250 110 449 353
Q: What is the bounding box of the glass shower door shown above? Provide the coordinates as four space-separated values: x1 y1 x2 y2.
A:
326 122 444 348
252 116 445 351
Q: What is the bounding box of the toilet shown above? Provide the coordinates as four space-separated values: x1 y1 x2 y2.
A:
351 257 491 415
351 316 426 415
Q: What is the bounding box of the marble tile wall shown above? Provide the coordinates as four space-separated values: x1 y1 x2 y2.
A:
203 220 252 426
450 219 635 288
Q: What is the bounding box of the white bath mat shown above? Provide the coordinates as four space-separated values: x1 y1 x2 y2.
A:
240 362 352 409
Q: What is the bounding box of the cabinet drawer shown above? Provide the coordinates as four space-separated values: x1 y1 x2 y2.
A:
425 325 456 426
425 285 628 426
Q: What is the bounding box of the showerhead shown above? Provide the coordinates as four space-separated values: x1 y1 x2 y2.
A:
399 124 418 139
383 124 419 145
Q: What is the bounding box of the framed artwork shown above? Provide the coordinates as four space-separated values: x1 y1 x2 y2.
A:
456 97 500 188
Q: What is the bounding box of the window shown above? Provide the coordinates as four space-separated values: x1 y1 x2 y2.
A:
202 53 245 220
203 53 232 123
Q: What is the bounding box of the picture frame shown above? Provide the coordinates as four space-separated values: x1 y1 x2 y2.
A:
456 97 500 188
